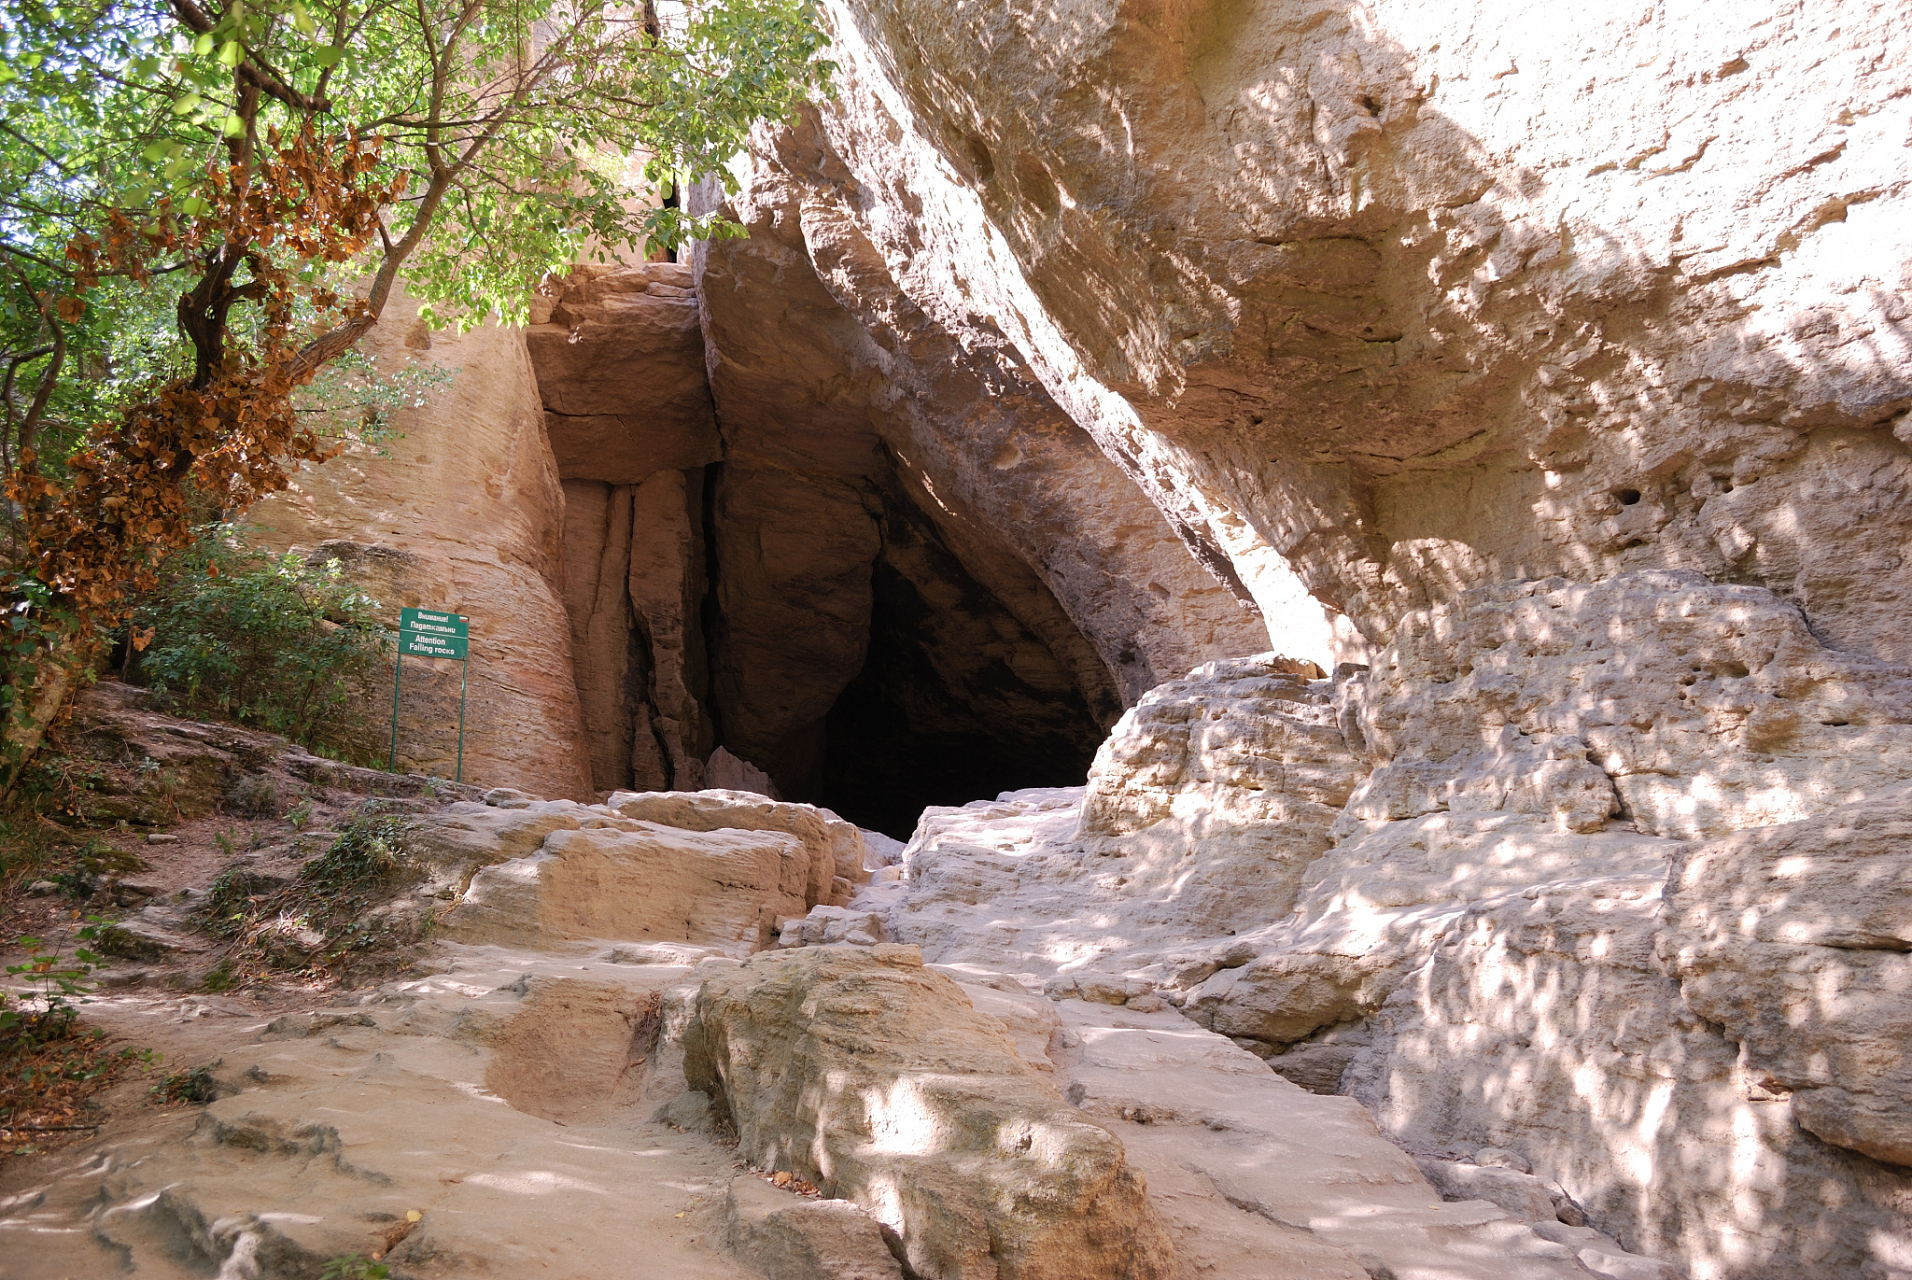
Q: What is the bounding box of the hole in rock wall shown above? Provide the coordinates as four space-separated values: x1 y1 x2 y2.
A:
818 494 1105 838
530 272 1106 837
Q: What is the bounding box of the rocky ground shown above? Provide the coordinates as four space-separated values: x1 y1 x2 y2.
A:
0 677 1705 1280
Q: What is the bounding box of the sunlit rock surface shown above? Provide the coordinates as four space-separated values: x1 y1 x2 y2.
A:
37 1 1912 1276
753 0 1911 667
685 945 1178 1280
885 609 1912 1277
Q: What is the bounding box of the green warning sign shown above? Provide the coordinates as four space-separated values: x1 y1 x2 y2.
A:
391 606 474 781
399 607 468 660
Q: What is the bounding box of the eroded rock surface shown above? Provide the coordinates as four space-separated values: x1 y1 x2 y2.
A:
1666 786 1912 1168
883 574 1912 1278
684 945 1178 1280
249 291 592 798
736 0 1911 671
1344 572 1912 838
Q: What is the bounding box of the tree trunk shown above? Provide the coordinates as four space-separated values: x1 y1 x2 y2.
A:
2 630 97 789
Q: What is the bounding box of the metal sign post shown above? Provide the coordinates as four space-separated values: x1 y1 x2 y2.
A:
389 607 472 781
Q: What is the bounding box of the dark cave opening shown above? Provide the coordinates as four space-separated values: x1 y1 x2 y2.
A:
813 501 1107 839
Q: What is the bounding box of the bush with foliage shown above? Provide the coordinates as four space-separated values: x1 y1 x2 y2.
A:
125 525 391 761
196 808 422 981
0 0 835 778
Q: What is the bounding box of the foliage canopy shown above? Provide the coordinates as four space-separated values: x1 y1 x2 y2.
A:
0 0 832 772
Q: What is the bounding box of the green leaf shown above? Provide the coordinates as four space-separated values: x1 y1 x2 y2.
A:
217 40 243 67
192 32 214 55
291 2 316 36
311 45 343 67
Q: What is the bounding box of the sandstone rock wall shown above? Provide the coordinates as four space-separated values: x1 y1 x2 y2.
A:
530 262 720 795
249 292 593 799
522 251 1265 825
704 13 1912 1267
689 153 1274 825
886 580 1912 1278
756 0 1909 667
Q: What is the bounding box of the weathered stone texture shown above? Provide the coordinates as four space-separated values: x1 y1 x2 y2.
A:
1666 786 1912 1169
249 291 592 798
683 945 1179 1280
752 0 1910 666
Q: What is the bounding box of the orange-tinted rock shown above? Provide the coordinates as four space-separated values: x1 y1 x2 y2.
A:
527 264 719 485
250 292 592 799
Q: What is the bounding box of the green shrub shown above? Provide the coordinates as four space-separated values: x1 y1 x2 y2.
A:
125 526 392 764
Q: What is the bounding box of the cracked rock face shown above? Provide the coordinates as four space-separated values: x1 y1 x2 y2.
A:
883 570 1912 1279
1666 785 1912 1168
1342 571 1912 838
249 290 592 798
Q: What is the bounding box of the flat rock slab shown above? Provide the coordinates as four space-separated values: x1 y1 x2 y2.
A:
0 946 761 1280
1043 996 1597 1280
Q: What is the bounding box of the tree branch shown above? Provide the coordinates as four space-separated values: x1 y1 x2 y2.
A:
0 257 66 467
166 0 333 111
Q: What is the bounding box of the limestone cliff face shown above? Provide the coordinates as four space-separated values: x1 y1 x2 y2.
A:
755 0 1910 666
249 292 593 800
717 2 1912 1277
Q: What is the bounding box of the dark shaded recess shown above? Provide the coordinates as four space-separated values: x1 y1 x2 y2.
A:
818 493 1103 838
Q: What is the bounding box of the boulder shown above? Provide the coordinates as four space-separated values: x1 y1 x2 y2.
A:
725 1178 905 1280
1183 951 1403 1050
442 822 813 953
682 945 1178 1280
605 788 869 903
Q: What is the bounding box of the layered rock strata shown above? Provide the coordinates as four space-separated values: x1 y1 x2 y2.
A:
741 0 1911 666
884 569 1912 1279
530 262 720 795
526 255 1264 828
249 292 592 798
440 788 870 951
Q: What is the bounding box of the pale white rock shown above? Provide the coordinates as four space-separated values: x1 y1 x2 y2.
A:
1664 784 1912 1167
1416 1158 1561 1225
1345 573 1912 839
702 746 780 799
878 599 1912 1279
740 0 1912 670
1047 997 1600 1280
682 945 1179 1280
893 659 1365 981
775 904 890 948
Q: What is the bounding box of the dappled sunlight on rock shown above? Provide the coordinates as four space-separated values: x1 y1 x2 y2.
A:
682 945 1177 1278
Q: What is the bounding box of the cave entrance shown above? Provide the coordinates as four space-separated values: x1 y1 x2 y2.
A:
813 499 1107 839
